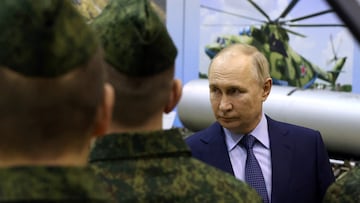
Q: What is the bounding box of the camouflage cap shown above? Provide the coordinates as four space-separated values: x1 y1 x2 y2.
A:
0 0 98 77
92 0 177 77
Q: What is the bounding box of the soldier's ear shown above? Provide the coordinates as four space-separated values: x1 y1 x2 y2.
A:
262 78 272 101
164 79 182 113
92 83 114 137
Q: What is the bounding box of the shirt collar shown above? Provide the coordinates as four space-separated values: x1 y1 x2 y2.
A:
224 113 269 152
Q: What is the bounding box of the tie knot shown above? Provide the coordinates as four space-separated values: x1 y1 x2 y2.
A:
240 134 257 150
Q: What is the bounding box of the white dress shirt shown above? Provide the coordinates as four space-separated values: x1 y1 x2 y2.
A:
224 113 272 201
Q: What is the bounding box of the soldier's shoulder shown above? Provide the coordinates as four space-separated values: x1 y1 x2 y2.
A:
186 158 262 202
89 156 262 202
323 167 360 202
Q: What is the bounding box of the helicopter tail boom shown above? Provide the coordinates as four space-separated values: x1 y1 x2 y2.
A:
329 57 347 85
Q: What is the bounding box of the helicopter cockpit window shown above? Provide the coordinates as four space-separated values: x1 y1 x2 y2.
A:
269 34 288 57
216 37 225 45
239 27 251 36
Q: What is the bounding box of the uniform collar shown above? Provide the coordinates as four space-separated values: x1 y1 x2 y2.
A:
89 128 191 162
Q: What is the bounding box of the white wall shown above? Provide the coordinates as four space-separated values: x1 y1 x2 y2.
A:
167 0 200 127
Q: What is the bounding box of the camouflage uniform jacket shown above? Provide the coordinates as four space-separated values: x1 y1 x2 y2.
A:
89 128 262 203
323 167 360 203
0 166 112 202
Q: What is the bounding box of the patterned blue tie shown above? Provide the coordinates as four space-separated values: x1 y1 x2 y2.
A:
240 134 269 203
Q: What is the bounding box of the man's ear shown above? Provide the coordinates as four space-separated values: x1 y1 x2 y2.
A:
164 79 182 113
262 78 272 102
92 83 114 137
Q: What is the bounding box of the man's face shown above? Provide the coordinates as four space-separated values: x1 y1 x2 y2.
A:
208 52 266 134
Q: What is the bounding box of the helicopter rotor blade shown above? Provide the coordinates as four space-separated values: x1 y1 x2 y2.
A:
200 5 266 23
282 27 306 38
287 23 345 27
277 0 299 20
330 34 337 57
285 9 334 23
247 0 271 22
335 37 343 57
201 23 263 27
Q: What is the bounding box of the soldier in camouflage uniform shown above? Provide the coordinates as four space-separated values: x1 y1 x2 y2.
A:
0 0 114 202
323 167 360 203
86 0 262 202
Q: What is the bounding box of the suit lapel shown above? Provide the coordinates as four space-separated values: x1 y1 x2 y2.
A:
267 117 293 203
200 122 234 175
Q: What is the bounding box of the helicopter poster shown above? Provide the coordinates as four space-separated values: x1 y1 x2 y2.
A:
199 0 358 91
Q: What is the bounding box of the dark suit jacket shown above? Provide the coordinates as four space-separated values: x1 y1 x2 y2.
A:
185 116 335 203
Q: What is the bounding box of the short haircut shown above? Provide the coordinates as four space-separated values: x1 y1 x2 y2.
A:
106 63 174 127
0 49 106 157
210 43 270 85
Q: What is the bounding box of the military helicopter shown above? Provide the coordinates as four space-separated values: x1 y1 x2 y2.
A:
203 0 347 89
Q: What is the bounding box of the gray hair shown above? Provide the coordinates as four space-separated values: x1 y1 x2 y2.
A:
210 43 270 84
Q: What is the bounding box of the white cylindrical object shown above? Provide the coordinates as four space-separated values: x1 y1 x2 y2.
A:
177 79 215 131
178 79 360 158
